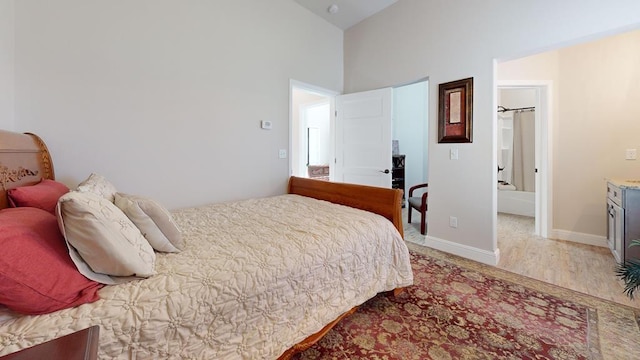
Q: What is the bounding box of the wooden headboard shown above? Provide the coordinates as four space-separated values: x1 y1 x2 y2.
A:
0 130 55 210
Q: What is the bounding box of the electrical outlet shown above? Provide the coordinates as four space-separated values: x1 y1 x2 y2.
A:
626 149 637 160
449 216 458 228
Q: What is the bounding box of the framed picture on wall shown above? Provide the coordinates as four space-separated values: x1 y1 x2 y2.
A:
438 77 473 143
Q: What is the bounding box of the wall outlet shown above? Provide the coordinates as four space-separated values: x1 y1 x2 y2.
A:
449 216 458 228
626 149 637 160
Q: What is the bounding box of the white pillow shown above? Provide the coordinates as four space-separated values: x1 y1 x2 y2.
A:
77 173 118 203
57 191 156 284
115 193 183 253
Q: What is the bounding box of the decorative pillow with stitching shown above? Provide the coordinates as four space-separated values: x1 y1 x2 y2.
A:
115 193 183 253
57 191 156 283
7 179 70 214
76 173 118 203
0 207 103 315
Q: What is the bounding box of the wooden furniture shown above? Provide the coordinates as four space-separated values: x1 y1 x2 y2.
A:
307 164 329 180
288 175 404 239
0 130 410 360
408 183 428 235
607 180 640 262
392 155 406 207
0 326 99 360
0 130 55 210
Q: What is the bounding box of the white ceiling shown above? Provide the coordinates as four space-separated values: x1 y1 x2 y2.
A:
293 0 397 30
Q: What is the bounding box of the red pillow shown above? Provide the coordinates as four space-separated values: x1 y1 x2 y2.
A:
0 207 103 315
7 179 70 214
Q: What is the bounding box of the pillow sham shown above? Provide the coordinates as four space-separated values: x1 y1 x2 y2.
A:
57 191 156 283
0 207 102 315
7 179 70 214
115 193 183 252
76 173 118 203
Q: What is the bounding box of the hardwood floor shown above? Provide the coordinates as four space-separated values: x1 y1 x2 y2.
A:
497 213 640 308
403 208 640 308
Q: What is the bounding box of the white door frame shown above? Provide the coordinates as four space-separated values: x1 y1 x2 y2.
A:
289 80 339 179
497 80 553 238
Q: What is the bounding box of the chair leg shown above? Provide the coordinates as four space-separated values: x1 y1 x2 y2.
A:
408 207 412 223
420 212 426 235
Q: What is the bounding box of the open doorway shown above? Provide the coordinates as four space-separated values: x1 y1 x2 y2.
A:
496 82 551 239
289 79 429 205
290 81 337 180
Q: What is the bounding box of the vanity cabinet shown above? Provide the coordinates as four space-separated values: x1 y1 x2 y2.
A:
607 181 640 263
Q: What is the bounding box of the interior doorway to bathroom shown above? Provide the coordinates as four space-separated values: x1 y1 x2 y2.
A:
496 83 551 238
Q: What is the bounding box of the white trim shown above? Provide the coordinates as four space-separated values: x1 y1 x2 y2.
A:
423 235 500 266
549 229 608 248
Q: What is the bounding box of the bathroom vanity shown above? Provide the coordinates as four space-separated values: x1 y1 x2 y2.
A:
607 180 640 263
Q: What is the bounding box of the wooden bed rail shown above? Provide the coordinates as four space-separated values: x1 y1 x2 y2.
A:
287 176 404 239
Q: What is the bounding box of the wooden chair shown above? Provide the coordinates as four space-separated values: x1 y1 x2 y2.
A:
408 183 428 235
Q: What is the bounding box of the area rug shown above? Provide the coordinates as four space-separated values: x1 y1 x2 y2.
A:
294 243 640 360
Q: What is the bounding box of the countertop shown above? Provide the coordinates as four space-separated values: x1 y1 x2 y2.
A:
607 178 640 189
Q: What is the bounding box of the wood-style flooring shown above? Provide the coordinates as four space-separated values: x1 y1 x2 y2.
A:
404 209 640 308
497 213 640 308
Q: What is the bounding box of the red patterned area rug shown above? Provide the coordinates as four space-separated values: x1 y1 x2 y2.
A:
294 244 640 360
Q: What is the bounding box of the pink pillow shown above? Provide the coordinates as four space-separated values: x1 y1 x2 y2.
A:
0 207 103 315
7 179 70 214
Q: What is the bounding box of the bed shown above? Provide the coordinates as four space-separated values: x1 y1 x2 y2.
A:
0 130 413 359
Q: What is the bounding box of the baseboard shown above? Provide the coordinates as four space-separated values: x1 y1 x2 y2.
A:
549 229 608 247
423 235 500 266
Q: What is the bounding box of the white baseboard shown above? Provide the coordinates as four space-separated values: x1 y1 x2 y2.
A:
423 235 500 266
549 229 608 247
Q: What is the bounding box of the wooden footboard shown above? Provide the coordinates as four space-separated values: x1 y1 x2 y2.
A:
287 176 404 239
282 176 405 359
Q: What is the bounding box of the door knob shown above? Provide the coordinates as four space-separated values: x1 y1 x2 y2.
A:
379 169 390 174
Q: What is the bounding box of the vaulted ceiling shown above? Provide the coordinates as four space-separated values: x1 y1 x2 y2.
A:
293 0 397 30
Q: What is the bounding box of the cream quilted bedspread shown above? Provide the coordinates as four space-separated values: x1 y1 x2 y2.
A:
0 194 413 359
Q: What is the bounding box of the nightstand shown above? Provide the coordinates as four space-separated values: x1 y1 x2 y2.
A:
0 326 99 360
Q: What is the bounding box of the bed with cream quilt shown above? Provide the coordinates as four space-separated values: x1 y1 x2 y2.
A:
0 131 413 359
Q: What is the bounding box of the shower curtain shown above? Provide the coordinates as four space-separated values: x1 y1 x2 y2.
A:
512 110 535 191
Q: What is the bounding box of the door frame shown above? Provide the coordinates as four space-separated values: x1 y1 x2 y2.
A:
289 80 339 179
497 80 553 238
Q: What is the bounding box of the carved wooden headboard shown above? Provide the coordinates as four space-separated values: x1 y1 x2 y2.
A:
0 130 55 209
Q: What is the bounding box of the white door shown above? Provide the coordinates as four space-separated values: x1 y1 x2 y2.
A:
334 88 393 188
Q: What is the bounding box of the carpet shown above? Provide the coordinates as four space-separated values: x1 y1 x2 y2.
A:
294 243 640 360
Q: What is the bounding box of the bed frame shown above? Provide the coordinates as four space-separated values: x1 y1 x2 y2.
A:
0 130 406 359
0 130 55 209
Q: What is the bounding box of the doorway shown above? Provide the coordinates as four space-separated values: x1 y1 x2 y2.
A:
496 82 551 238
290 81 337 180
289 80 429 196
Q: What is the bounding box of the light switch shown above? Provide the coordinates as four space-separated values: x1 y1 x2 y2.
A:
261 120 272 130
278 149 287 159
626 149 637 160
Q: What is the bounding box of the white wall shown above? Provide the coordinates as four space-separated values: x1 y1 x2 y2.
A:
0 0 15 131
10 0 343 209
345 0 640 264
393 81 428 195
